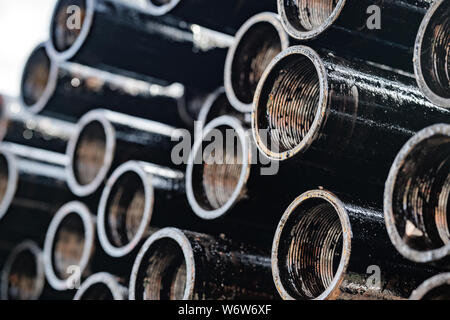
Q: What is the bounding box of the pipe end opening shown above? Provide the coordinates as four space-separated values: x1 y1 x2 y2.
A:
21 46 51 108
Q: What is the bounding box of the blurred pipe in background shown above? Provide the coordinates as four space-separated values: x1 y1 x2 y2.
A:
73 272 127 300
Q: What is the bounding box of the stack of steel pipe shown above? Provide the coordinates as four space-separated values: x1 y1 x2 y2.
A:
0 0 448 301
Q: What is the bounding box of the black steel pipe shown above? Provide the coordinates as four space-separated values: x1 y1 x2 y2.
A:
224 12 290 112
384 124 450 265
73 272 127 300
278 0 432 72
21 43 188 125
43 201 96 291
413 0 449 108
272 189 436 300
0 103 75 154
252 45 450 189
186 115 384 247
129 227 276 300
142 0 276 34
410 273 450 300
0 241 45 300
65 109 186 197
46 0 233 90
97 161 187 258
0 142 70 223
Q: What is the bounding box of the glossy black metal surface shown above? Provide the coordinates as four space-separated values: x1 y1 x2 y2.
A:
272 189 438 300
278 0 432 72
48 0 233 90
130 227 277 300
253 46 450 191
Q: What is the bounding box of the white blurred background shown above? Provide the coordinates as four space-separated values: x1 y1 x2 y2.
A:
0 0 56 97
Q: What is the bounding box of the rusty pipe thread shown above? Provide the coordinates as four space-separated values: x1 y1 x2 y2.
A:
414 0 450 108
253 47 322 157
278 0 344 39
224 12 289 112
43 201 95 291
410 273 450 300
129 227 274 300
384 124 450 263
272 190 348 300
74 272 128 300
186 116 251 220
0 241 45 300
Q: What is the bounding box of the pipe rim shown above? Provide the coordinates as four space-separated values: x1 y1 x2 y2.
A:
196 87 226 133
74 272 127 300
144 0 181 16
410 273 450 300
224 12 290 113
252 45 328 161
413 0 449 108
384 123 450 263
277 0 346 40
47 0 95 61
186 115 251 220
0 240 45 300
97 161 154 258
0 148 18 221
43 201 95 291
66 109 116 197
19 43 59 114
129 227 195 300
271 189 351 300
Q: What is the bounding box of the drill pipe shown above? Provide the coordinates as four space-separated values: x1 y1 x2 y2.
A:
413 0 449 108
46 0 233 90
277 0 432 72
97 161 187 258
73 272 128 300
0 103 75 154
129 227 277 300
186 115 382 247
20 43 187 125
224 12 290 113
384 124 450 265
141 0 276 34
272 189 436 300
410 273 450 300
65 109 186 197
252 45 450 189
0 142 70 223
0 241 45 300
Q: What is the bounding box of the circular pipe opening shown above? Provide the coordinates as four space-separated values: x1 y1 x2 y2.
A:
74 272 126 300
272 190 351 300
0 150 18 221
224 13 289 112
97 161 153 258
129 228 194 300
410 273 450 300
384 124 450 263
186 116 251 220
414 0 450 107
66 110 115 197
277 0 346 40
44 201 94 291
252 46 327 160
48 0 94 61
1 241 45 300
145 0 180 15
20 44 58 113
